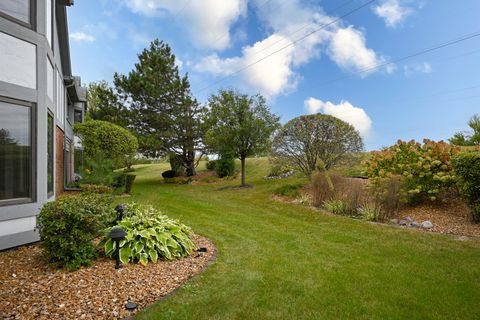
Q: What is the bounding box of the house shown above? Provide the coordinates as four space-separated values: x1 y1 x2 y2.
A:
0 0 86 250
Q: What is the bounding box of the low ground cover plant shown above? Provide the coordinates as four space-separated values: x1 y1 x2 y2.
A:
37 193 114 271
100 203 195 265
274 183 304 198
452 151 480 222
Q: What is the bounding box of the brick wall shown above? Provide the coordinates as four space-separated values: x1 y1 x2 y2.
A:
55 127 64 197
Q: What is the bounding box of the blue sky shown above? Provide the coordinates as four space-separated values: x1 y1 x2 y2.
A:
67 0 480 150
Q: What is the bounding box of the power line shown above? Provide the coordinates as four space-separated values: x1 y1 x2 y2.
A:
198 0 377 93
317 31 480 86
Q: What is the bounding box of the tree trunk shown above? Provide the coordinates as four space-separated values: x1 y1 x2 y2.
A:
185 151 196 176
241 156 246 186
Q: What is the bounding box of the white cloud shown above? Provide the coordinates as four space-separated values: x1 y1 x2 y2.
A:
123 0 247 50
403 62 432 76
69 32 95 42
195 0 384 97
305 98 372 137
373 0 413 28
328 26 386 75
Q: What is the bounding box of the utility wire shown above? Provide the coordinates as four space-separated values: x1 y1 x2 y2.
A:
198 0 377 93
318 31 480 86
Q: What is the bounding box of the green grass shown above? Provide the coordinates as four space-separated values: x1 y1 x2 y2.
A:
130 158 480 320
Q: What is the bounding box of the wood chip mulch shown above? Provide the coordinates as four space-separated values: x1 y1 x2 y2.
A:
0 234 216 320
398 198 480 238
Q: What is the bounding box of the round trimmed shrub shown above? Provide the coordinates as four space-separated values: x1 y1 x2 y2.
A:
74 120 138 168
37 193 114 271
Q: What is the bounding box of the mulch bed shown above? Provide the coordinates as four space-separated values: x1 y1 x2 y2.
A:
398 198 480 238
0 234 216 320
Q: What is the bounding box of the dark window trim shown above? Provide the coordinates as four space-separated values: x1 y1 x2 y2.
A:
0 0 36 31
47 112 54 198
0 95 36 207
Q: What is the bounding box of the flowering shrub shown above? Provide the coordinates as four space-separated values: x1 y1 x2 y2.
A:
364 139 460 203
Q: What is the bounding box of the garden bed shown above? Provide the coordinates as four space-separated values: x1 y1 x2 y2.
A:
0 234 215 320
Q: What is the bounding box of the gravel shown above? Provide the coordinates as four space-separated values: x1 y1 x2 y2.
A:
0 234 215 320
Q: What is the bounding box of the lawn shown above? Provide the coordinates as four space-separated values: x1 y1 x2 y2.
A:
131 158 480 320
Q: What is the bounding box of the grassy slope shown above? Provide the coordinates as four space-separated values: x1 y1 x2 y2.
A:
132 158 480 320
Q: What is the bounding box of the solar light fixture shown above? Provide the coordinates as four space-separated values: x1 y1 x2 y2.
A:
115 204 125 222
108 227 127 269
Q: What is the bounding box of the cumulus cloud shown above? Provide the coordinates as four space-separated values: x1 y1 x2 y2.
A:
69 32 95 42
123 0 247 50
403 62 432 76
305 98 372 136
328 26 385 75
373 0 413 28
195 0 384 97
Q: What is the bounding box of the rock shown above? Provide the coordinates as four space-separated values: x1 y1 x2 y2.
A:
405 217 413 222
399 220 408 226
410 221 421 228
390 219 399 224
421 221 433 229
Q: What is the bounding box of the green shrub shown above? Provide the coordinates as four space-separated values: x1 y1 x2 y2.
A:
81 184 113 194
452 152 480 222
112 173 127 188
82 153 116 186
323 199 349 215
206 159 217 171
274 183 303 197
169 153 185 176
162 170 177 178
216 155 235 178
364 139 459 204
99 203 195 265
37 193 114 271
74 120 138 168
267 163 294 177
367 175 405 219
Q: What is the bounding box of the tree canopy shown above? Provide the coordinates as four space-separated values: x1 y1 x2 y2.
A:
205 89 280 186
272 114 364 176
113 39 205 175
449 114 480 146
86 81 129 128
74 120 138 168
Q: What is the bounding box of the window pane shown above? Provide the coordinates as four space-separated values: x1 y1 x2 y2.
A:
46 59 54 102
0 100 31 201
0 31 37 89
0 0 29 23
46 0 52 47
47 115 54 195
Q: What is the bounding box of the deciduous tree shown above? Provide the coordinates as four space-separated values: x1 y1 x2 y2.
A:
272 114 364 176
205 89 280 186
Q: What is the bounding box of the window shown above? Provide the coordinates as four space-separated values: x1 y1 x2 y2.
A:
0 31 37 89
0 0 32 26
46 59 54 102
46 0 52 47
47 114 54 196
74 109 83 123
0 98 33 203
56 70 64 125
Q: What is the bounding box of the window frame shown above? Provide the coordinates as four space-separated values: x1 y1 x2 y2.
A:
0 0 36 31
47 112 54 198
0 95 36 207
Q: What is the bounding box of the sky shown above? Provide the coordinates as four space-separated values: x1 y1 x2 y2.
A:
67 0 480 150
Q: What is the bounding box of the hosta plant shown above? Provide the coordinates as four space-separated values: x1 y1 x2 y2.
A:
99 203 195 266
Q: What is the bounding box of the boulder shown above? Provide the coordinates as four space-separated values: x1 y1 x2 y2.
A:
421 221 433 229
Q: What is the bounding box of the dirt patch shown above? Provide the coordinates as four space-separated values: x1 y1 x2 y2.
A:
398 198 480 238
0 234 216 320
